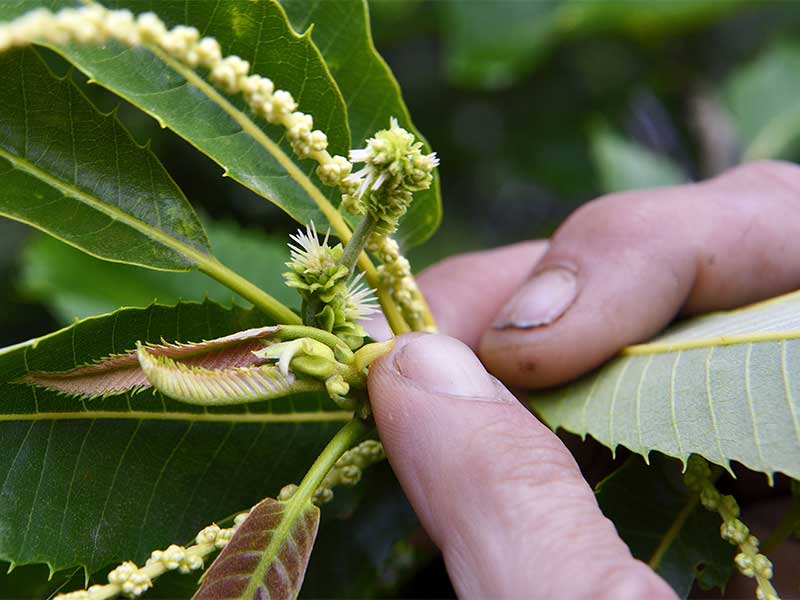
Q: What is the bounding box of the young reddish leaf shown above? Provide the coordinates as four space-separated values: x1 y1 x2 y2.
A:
136 347 323 405
21 326 280 398
195 497 320 600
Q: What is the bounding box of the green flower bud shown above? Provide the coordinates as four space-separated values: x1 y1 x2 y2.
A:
700 486 721 510
735 552 755 577
721 519 750 545
290 355 337 379
325 373 350 401
278 484 298 501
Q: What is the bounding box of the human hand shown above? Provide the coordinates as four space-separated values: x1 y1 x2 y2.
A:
368 161 800 598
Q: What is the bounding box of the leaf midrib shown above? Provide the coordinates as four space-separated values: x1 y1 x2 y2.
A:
0 409 352 423
647 494 699 571
0 144 209 270
624 329 800 355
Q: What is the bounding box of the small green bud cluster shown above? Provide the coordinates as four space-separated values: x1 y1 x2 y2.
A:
55 511 250 600
684 456 780 600
367 234 431 331
313 440 385 504
342 118 438 236
283 224 378 349
255 335 390 410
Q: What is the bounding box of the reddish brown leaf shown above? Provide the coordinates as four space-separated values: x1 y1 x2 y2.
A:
21 326 280 398
195 497 320 600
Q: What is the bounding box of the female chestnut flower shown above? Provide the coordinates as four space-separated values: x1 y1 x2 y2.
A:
343 273 379 322
283 223 348 302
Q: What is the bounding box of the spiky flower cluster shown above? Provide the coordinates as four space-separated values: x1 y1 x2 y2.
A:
284 224 378 349
285 223 349 303
55 512 249 600
684 457 780 600
333 118 438 331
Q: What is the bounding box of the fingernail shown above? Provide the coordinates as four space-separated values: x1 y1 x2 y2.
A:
394 334 505 401
493 267 578 329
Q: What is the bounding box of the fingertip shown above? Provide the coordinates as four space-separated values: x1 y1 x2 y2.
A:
417 240 548 347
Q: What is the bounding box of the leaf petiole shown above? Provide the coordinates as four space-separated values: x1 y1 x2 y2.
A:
197 256 301 325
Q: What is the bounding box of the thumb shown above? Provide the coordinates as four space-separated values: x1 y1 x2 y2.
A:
368 333 675 600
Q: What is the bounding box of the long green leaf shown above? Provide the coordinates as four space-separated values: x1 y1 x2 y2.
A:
0 47 209 271
281 0 441 248
0 300 350 574
590 125 687 193
441 0 749 90
724 40 800 161
533 290 800 480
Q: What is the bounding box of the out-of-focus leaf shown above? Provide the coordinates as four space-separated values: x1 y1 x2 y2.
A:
281 0 441 248
441 0 749 90
441 0 561 90
596 455 735 598
559 0 749 36
724 40 800 160
195 496 319 600
0 300 349 574
533 290 800 480
0 47 210 271
19 221 295 323
591 126 687 193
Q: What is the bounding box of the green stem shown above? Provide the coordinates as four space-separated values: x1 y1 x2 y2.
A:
762 495 800 554
339 213 376 276
648 494 700 570
198 257 301 325
295 418 368 500
275 324 351 349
